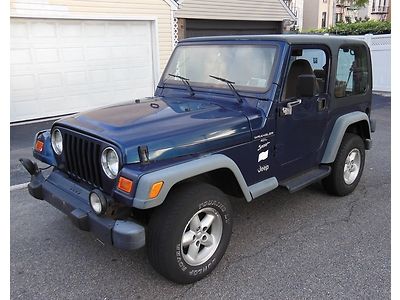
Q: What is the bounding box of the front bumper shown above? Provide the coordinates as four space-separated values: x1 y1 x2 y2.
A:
28 169 145 250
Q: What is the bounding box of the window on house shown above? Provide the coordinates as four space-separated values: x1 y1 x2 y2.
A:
322 12 327 28
335 45 369 98
336 13 343 23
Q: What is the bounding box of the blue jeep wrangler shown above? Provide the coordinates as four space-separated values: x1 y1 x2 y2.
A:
21 35 375 284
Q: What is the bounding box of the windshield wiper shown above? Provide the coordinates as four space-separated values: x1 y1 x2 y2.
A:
168 74 195 97
209 75 243 104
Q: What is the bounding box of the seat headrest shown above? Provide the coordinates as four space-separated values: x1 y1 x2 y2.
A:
284 59 315 99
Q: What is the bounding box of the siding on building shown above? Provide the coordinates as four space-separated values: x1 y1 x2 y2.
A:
302 0 335 31
10 0 175 70
175 0 294 21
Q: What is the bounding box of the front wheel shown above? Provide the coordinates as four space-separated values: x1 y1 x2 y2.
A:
322 133 365 196
146 182 232 284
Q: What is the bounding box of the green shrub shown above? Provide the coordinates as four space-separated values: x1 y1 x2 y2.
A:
307 20 391 35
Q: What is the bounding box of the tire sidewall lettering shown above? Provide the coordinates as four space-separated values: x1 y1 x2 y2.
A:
175 242 219 275
174 200 231 276
175 243 187 272
198 200 229 222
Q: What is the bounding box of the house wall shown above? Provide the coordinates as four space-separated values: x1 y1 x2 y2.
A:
302 0 320 31
295 0 304 31
357 0 390 21
358 5 369 19
10 0 175 70
302 0 335 31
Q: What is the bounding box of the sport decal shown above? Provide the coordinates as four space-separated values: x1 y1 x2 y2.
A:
257 142 270 152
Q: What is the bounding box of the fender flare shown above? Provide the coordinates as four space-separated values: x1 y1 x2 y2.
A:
132 154 278 209
321 111 371 164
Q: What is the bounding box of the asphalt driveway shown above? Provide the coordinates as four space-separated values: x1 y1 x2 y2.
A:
10 95 390 299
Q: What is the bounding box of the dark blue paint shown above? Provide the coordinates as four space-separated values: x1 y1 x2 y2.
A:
275 93 330 179
31 36 372 205
55 97 252 164
33 130 57 166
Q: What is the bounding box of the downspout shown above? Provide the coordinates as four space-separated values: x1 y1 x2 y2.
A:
332 0 336 27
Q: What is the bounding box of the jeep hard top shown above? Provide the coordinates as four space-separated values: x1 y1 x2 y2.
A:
22 34 375 283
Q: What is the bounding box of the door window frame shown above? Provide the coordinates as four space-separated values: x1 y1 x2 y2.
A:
334 43 371 100
280 44 332 102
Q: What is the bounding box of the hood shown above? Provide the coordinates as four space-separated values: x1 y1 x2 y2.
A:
56 97 252 163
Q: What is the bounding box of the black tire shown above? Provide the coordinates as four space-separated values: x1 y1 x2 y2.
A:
146 182 233 284
322 133 365 196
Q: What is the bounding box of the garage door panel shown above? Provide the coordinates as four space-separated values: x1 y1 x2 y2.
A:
87 91 114 107
11 18 156 122
11 21 29 38
38 73 63 88
88 69 109 83
111 46 130 59
11 74 36 90
65 71 88 86
62 48 85 61
11 48 32 64
40 97 67 114
31 21 57 37
84 22 106 37
35 48 60 63
108 23 130 36
60 22 83 37
12 100 39 121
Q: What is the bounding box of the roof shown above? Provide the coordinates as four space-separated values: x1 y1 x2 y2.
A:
174 0 294 21
179 34 369 47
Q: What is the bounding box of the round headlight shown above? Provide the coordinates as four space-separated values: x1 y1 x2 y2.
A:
51 129 63 155
101 147 119 179
89 190 108 215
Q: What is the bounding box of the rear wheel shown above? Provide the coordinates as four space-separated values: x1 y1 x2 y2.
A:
146 182 232 284
322 133 365 196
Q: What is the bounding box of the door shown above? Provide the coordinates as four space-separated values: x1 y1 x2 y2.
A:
11 18 156 122
184 19 282 38
276 47 330 178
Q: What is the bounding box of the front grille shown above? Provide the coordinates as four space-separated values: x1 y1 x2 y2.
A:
63 133 103 188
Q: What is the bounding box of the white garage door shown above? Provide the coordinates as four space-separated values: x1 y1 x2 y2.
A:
11 18 157 122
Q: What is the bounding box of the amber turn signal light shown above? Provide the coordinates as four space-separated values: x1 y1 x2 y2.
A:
34 140 44 152
148 181 164 199
117 176 133 193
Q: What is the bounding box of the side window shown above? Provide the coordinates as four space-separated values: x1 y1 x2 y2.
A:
335 45 369 98
282 48 328 100
322 12 327 28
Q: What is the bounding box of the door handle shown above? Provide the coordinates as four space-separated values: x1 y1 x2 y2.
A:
317 97 327 111
280 99 302 116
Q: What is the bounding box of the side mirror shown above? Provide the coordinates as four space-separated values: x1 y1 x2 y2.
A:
296 74 318 97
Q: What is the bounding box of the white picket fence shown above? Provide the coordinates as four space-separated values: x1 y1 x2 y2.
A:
347 34 391 92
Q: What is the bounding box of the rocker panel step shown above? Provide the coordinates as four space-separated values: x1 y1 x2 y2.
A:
280 166 331 193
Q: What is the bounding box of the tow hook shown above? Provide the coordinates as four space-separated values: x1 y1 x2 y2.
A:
19 158 45 200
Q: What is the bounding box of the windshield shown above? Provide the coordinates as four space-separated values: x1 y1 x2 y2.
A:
163 44 278 93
